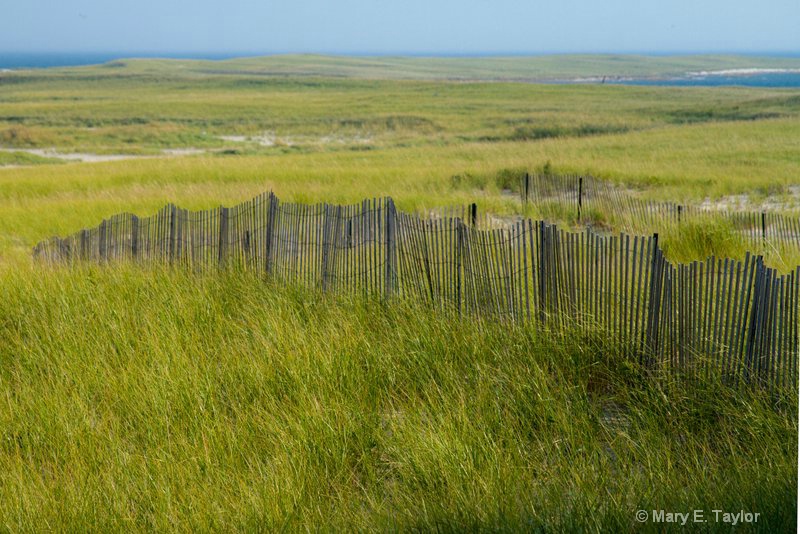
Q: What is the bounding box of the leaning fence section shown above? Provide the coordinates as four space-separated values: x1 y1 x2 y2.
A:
33 191 798 391
520 173 800 250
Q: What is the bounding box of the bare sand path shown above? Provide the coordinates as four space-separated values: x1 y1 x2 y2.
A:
0 147 205 164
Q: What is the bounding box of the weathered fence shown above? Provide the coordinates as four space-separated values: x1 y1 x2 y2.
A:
520 173 800 249
34 191 798 390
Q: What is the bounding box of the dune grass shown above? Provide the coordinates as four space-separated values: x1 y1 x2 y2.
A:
0 58 798 530
0 150 63 166
0 265 795 531
2 117 800 265
2 64 799 157
1 59 799 265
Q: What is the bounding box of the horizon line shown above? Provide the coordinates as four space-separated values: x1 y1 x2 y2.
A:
2 50 800 58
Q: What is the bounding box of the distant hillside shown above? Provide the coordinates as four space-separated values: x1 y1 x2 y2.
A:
39 53 800 82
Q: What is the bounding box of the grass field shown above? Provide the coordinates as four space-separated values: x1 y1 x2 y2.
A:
0 55 798 530
2 58 800 263
14 53 800 80
0 267 796 531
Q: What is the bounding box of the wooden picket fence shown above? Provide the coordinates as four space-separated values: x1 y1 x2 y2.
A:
521 173 800 249
33 191 798 390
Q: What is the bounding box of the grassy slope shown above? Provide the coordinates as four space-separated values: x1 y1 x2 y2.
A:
0 266 795 531
0 58 798 529
2 69 798 153
1 61 799 263
2 118 799 265
62 53 800 80
0 150 62 166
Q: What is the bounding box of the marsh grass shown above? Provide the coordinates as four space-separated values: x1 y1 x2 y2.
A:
0 150 63 166
0 265 795 531
0 59 798 531
1 61 799 264
653 218 800 271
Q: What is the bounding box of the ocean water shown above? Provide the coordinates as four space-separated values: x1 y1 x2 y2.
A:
0 52 245 70
616 72 800 88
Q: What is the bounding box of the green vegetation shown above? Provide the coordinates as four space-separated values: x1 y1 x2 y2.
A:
0 56 798 529
0 149 63 166
1 62 800 262
38 53 800 80
3 60 800 157
0 266 795 530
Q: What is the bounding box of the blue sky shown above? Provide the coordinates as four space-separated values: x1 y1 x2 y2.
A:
2 0 798 54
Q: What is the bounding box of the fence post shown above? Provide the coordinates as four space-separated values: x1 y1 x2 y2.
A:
99 219 107 262
169 204 177 263
265 193 277 274
524 172 530 208
385 198 397 299
321 204 330 292
456 219 463 315
644 233 661 367
470 203 477 228
58 237 70 263
538 222 547 323
80 229 88 261
743 257 765 385
131 215 139 261
578 176 583 222
677 205 682 224
761 212 766 244
243 230 251 267
218 206 229 269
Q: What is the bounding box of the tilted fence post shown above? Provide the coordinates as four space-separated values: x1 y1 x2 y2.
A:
58 237 70 263
644 233 662 367
265 193 278 275
538 222 547 323
321 204 331 292
80 229 88 261
169 204 177 264
457 219 464 315
131 215 139 261
743 257 766 385
99 219 107 263
385 198 397 299
218 206 229 269
243 230 251 267
524 172 530 208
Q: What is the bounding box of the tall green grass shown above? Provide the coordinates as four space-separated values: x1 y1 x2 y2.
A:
2 62 799 264
0 265 795 531
1 59 798 530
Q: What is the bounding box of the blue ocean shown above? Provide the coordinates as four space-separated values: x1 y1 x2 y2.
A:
616 72 800 88
0 52 244 70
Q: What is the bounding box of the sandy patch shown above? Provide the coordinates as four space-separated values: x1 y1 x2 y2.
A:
700 192 800 213
218 132 374 147
0 148 138 162
161 148 206 156
0 147 207 164
317 134 373 145
219 133 276 146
